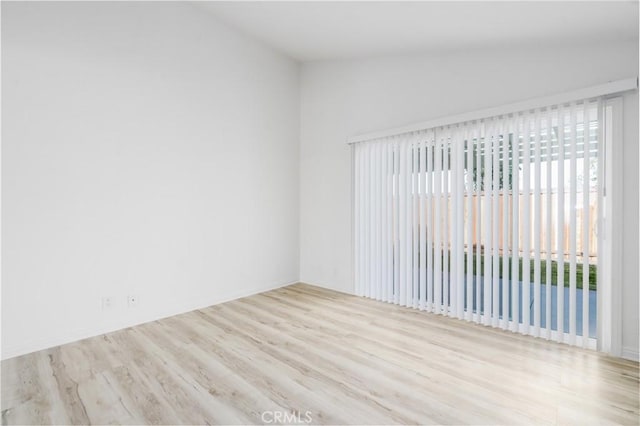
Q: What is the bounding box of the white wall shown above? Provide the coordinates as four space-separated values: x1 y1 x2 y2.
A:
2 2 300 359
299 42 639 359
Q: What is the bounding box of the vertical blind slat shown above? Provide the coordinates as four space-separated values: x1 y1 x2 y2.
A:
465 127 474 321
569 103 578 344
402 137 409 306
476 124 483 324
491 118 500 327
443 129 450 315
522 112 532 335
501 118 510 330
405 136 413 307
354 144 361 296
483 120 493 326
534 110 542 337
545 112 553 340
375 142 380 300
455 125 465 319
413 135 420 307
426 134 434 311
511 114 521 333
380 141 387 302
393 139 400 304
557 105 566 343
434 132 443 314
364 142 371 299
582 102 591 346
420 134 427 310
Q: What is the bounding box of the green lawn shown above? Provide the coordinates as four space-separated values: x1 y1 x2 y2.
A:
459 252 597 291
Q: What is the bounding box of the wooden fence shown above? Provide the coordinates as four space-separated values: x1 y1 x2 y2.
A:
420 190 598 264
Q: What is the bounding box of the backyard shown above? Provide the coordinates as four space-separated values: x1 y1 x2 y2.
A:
461 251 597 291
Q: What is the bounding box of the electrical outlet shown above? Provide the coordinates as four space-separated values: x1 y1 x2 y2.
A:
101 297 113 310
128 295 139 307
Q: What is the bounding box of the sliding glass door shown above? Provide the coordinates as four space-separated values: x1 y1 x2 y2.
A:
353 97 616 349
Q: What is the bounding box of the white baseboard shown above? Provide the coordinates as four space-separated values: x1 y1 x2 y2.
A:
298 279 355 295
2 280 298 361
622 346 640 362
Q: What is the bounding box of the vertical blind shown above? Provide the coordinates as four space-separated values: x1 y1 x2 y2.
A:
354 99 601 347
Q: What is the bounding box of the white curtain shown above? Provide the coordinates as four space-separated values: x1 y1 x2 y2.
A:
354 99 601 348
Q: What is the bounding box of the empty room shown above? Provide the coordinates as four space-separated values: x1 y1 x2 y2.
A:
2 1 639 425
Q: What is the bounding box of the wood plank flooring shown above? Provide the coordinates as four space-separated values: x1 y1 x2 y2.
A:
2 283 639 425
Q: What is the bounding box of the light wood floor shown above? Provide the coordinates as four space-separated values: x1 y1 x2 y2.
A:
2 284 639 425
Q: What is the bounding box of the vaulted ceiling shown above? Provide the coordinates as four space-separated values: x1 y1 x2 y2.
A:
195 1 639 62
